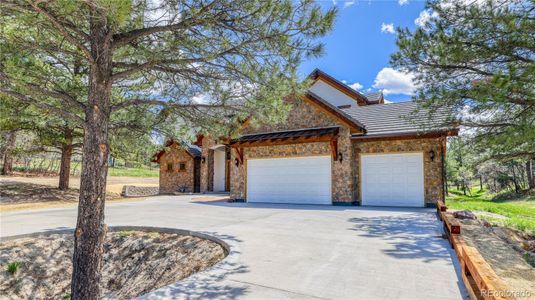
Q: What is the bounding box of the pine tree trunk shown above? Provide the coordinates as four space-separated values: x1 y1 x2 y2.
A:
70 15 112 300
479 176 483 191
527 160 534 189
511 165 520 193
59 127 74 190
1 130 17 175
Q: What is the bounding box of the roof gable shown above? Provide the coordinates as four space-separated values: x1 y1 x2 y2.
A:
152 140 201 163
308 69 370 106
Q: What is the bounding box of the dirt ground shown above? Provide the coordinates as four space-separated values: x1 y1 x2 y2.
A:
0 231 226 299
0 175 159 212
460 219 535 298
1 175 159 194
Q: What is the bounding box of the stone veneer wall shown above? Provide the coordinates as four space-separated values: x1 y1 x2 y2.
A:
241 96 341 134
200 137 216 193
159 144 195 193
230 95 356 203
354 137 446 205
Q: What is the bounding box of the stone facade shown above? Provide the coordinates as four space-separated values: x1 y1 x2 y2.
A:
231 96 356 203
158 95 446 206
353 137 446 205
200 137 214 193
158 143 196 193
242 96 340 134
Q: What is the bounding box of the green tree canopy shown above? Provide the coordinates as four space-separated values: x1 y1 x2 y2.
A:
0 1 336 298
392 0 535 161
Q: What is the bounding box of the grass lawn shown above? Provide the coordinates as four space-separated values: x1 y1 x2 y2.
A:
446 187 535 235
107 167 158 177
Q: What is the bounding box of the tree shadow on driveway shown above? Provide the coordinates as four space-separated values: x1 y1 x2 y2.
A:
348 210 452 263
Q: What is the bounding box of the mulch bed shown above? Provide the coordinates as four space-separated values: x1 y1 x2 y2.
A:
0 231 226 299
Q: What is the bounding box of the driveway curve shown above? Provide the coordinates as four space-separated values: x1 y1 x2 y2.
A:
0 195 467 300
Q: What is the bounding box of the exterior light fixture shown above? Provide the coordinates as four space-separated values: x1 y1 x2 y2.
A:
235 158 240 166
338 152 343 163
201 156 206 163
429 150 435 161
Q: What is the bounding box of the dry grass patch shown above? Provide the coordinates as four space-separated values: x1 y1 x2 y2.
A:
0 180 150 212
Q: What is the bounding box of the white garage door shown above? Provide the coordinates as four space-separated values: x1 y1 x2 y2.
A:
361 153 424 207
247 156 331 204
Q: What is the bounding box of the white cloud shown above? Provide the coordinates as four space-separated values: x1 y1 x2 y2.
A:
191 94 210 104
342 80 363 91
349 82 363 90
372 67 416 96
414 9 438 27
381 23 395 34
384 99 393 103
398 0 409 5
343 1 355 8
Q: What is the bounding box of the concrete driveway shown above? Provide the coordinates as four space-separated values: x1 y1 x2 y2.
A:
0 195 467 300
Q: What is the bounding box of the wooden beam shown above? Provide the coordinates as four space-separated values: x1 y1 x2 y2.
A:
462 243 509 300
438 209 510 300
330 138 338 161
234 148 244 164
230 134 336 148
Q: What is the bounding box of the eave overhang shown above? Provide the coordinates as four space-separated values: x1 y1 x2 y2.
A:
350 128 459 142
230 126 340 148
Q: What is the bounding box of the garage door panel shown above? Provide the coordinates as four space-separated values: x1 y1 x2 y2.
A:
361 153 424 207
247 156 331 204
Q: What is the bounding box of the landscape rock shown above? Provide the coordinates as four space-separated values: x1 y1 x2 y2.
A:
480 219 492 228
453 210 477 220
526 240 535 252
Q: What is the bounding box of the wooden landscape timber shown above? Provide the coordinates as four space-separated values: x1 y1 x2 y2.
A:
436 200 511 300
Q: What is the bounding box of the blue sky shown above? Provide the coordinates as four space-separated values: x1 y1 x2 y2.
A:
299 0 428 102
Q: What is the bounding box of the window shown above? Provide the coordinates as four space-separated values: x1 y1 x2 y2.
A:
167 163 173 172
179 162 186 171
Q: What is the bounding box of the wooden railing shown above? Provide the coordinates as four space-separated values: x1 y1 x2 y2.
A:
437 200 510 300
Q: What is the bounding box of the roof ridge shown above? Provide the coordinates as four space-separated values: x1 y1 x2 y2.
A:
340 100 417 111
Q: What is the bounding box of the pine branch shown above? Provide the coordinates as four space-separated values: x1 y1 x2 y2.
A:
26 1 93 63
111 0 219 49
110 98 227 112
0 89 85 124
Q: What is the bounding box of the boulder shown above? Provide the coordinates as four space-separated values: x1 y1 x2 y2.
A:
453 210 477 220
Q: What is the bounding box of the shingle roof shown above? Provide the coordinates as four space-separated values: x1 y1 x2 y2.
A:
341 101 456 137
152 140 201 162
363 91 383 103
184 144 202 157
